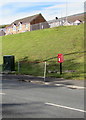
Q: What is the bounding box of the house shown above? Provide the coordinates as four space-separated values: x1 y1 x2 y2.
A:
0 30 6 36
73 20 82 25
63 20 73 26
6 13 49 35
48 18 66 28
0 28 6 32
48 19 60 28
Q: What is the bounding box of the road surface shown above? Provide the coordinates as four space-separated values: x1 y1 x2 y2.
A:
0 74 85 118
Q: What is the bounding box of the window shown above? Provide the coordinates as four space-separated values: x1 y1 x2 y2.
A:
18 24 22 30
41 25 43 29
8 28 10 32
13 26 16 31
26 24 29 29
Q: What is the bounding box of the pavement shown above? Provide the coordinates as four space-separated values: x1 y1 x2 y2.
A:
1 74 85 89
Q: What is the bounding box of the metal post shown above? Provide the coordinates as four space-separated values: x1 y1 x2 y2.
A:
60 63 62 74
44 62 46 81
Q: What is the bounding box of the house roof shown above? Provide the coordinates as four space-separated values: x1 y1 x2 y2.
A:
74 19 82 22
8 13 43 27
63 13 85 22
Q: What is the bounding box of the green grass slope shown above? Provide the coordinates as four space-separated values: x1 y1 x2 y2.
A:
2 24 84 80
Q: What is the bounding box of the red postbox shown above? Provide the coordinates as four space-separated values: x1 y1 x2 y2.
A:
57 54 64 63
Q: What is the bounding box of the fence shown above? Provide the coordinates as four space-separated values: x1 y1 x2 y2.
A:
16 61 45 77
30 22 50 31
15 60 61 80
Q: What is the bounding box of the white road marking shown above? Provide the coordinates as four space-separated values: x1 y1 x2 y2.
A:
66 85 85 89
55 84 64 87
0 93 5 95
54 84 85 89
44 82 50 85
45 102 86 113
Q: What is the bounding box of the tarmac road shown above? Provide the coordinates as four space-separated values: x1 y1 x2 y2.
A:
1 74 85 118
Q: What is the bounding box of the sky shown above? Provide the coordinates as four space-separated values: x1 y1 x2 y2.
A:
0 0 86 25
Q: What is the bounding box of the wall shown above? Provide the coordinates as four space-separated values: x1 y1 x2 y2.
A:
6 23 31 35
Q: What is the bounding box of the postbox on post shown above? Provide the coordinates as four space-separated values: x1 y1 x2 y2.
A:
57 54 64 74
58 54 64 63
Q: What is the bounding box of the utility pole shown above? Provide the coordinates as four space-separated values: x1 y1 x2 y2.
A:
61 9 63 26
66 0 68 22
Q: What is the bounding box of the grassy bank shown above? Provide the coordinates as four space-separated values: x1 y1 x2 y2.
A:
2 24 84 80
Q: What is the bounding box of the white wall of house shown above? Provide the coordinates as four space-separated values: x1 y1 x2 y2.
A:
63 21 73 26
73 20 81 25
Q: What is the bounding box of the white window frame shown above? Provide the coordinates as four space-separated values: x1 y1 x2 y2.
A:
13 25 16 31
41 25 44 29
26 24 29 29
18 24 22 30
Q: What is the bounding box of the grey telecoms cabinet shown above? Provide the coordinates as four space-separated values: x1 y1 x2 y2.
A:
3 55 15 71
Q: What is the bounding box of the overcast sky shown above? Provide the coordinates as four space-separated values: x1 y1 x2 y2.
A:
0 0 85 25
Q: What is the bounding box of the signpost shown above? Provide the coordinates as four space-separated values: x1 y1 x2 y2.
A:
57 54 64 74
